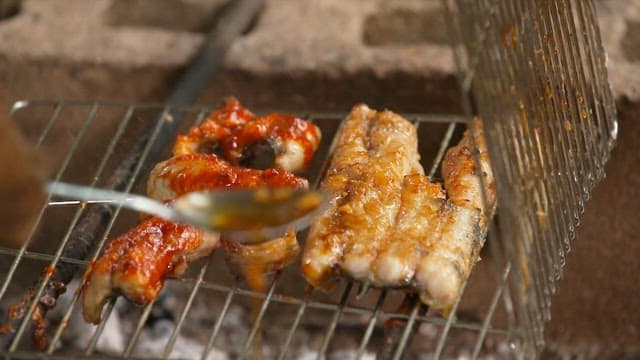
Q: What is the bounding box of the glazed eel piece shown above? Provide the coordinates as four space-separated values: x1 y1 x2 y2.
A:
82 98 320 324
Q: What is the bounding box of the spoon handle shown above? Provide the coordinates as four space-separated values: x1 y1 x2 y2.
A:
45 181 178 222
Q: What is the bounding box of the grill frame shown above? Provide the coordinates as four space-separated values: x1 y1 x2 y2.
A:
0 100 518 359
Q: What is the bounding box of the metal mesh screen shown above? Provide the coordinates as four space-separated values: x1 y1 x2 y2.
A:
443 0 617 355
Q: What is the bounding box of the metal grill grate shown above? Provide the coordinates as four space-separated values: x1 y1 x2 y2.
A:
0 100 516 359
443 0 617 355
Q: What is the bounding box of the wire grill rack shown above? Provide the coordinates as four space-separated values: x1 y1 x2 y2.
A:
0 100 517 359
444 0 617 355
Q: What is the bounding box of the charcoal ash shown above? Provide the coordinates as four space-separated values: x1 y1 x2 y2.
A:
132 319 228 360
45 280 229 358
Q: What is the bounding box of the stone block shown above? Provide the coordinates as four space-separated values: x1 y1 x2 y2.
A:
0 0 208 103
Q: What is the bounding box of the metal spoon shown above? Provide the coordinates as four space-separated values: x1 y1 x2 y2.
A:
45 181 327 244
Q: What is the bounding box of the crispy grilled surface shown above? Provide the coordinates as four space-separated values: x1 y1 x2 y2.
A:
442 119 495 222
302 105 422 286
338 109 422 279
417 119 495 310
301 104 373 287
302 108 495 312
373 175 445 287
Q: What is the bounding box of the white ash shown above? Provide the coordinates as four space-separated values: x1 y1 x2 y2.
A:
132 319 227 360
419 322 439 339
50 279 125 355
213 304 250 352
294 346 375 360
330 350 376 360
48 280 228 358
294 346 319 360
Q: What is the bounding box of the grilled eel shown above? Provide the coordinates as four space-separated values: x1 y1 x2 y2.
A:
301 105 495 311
82 156 308 324
82 99 320 324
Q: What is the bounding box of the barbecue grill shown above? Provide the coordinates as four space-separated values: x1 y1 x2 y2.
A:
0 0 617 358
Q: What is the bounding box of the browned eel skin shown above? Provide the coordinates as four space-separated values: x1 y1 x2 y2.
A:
302 106 495 312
